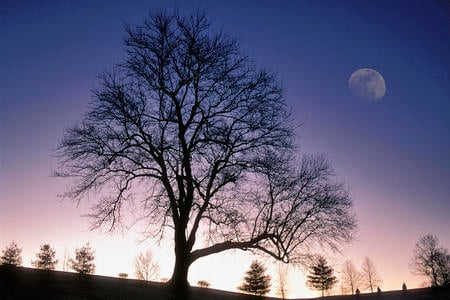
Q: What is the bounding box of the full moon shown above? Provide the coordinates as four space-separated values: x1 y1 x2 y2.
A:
348 68 386 101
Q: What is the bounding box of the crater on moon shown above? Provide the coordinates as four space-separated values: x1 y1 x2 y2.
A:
348 68 386 101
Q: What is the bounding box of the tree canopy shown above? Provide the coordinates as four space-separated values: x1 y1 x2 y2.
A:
56 11 357 291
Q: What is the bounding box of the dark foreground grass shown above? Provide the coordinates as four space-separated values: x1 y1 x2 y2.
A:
0 265 277 300
1 265 449 300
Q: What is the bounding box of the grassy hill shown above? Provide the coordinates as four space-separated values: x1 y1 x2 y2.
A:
1 265 449 300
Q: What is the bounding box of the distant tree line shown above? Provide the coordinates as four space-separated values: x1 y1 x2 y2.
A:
0 241 95 275
2 232 448 295
0 241 162 281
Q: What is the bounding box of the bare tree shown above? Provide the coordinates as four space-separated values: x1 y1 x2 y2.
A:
340 260 361 295
275 262 290 299
411 234 450 287
134 250 160 281
55 11 356 293
62 247 69 272
361 257 382 293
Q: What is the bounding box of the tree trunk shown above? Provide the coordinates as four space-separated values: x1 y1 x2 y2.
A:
169 254 190 288
168 230 192 299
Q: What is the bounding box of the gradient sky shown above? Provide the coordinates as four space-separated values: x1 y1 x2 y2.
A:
1 0 449 298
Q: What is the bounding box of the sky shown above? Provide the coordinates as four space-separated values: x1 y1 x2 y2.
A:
1 0 449 298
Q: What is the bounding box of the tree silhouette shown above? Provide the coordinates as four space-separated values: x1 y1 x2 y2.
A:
32 243 58 270
55 11 356 293
0 241 22 266
341 260 361 295
361 257 382 293
238 260 271 296
410 234 450 287
275 262 290 299
306 256 337 297
134 250 160 281
69 242 95 274
62 247 69 272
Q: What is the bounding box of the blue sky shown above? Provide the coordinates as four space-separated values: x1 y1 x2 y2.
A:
1 0 449 297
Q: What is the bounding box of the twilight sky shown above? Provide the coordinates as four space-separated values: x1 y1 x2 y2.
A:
1 0 449 297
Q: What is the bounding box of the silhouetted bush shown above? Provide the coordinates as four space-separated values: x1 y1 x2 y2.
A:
197 280 210 288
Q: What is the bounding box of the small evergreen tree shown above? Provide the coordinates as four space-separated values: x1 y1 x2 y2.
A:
306 256 338 297
69 242 95 274
118 272 128 278
238 260 271 296
0 241 22 266
32 243 58 270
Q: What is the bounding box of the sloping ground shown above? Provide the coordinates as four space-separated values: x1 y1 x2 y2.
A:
0 265 277 300
1 265 449 300
309 287 450 300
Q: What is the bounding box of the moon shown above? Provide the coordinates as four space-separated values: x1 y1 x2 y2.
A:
348 68 386 101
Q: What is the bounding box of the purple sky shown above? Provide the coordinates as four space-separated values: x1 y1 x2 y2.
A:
1 0 449 297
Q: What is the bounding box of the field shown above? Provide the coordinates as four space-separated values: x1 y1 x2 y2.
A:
1 265 449 300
